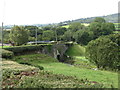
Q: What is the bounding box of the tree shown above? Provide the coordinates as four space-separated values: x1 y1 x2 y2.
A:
89 21 114 39
28 36 35 41
86 34 120 70
25 26 38 37
3 30 10 43
89 22 102 39
94 17 106 23
55 27 67 41
10 26 29 45
42 26 52 31
25 26 42 37
37 34 43 41
56 27 67 36
42 30 55 41
101 23 115 34
74 30 93 45
68 22 85 32
62 30 73 41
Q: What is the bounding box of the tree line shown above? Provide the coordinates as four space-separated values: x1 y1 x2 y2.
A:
2 17 115 46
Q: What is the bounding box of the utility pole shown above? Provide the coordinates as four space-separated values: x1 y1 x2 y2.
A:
54 24 57 42
1 22 3 49
35 27 37 45
55 28 57 42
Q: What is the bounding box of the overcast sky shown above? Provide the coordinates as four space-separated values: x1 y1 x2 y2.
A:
0 0 119 25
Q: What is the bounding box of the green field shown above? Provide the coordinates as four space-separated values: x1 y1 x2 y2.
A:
9 53 118 88
62 23 89 28
62 25 70 28
82 23 90 26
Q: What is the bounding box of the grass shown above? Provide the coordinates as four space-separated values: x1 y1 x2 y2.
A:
82 23 90 26
0 46 12 48
42 63 118 88
2 57 103 88
73 56 97 69
2 60 36 71
62 25 69 28
66 44 85 56
113 31 120 34
11 53 118 88
62 23 90 28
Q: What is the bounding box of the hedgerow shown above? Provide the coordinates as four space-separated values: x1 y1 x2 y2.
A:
3 44 52 55
2 49 14 58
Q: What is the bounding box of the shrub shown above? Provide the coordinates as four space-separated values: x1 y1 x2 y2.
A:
2 49 14 58
86 34 120 70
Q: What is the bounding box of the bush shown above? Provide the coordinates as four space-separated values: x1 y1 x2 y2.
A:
2 49 14 58
86 34 120 70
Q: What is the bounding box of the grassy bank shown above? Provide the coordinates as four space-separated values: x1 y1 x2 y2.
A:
66 44 85 56
11 53 118 88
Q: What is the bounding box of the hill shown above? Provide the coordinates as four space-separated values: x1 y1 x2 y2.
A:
58 13 118 26
2 13 119 28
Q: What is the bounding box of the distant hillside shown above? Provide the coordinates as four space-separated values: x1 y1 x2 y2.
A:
2 13 119 28
58 13 118 26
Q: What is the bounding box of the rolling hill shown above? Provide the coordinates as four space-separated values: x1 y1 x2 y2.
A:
58 13 118 26
1 13 119 28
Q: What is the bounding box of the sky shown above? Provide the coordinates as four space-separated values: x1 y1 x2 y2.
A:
0 0 120 25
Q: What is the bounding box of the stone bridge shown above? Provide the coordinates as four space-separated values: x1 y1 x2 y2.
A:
40 43 73 62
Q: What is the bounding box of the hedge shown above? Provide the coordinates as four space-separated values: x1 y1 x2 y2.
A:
2 49 14 59
3 44 52 55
